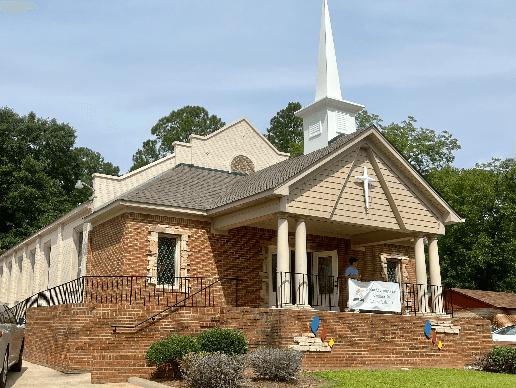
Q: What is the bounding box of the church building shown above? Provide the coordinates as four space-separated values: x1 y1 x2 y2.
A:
1 2 492 383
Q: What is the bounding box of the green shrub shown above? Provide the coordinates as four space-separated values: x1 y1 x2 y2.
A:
146 334 200 365
181 352 244 388
480 346 516 374
246 348 304 381
196 327 248 356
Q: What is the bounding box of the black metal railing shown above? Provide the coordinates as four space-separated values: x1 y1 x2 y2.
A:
111 277 242 332
275 272 340 310
10 275 242 321
10 277 85 320
274 272 454 317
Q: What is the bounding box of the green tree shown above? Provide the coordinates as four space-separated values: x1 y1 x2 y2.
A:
0 107 119 253
266 102 303 157
130 106 225 172
356 110 461 177
427 159 516 292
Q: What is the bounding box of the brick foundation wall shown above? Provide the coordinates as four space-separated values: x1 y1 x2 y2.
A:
25 304 496 384
87 212 418 309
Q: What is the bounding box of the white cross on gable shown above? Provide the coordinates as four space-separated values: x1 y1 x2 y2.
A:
355 166 376 210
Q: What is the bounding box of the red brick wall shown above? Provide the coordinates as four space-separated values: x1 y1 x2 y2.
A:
87 212 418 310
88 214 127 276
25 304 496 384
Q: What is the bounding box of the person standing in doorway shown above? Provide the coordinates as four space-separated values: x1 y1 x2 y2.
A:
345 257 360 280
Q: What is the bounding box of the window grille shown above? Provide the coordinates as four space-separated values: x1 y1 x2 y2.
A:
387 261 398 283
157 237 177 286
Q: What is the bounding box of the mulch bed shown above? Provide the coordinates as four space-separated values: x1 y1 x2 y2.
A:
151 370 332 387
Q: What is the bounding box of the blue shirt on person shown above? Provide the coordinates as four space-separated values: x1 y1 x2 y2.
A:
345 266 359 277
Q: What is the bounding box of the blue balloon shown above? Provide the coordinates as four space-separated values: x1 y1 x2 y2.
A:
311 315 320 336
424 320 432 339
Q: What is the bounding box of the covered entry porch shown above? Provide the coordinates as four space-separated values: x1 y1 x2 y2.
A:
215 207 446 315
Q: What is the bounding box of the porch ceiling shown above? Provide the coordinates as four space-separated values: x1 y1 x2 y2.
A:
247 215 416 247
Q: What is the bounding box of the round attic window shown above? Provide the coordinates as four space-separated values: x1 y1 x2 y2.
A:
230 155 255 175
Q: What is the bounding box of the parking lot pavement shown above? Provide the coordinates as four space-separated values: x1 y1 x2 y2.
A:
6 361 141 388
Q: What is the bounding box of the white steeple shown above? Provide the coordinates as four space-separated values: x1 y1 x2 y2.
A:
316 0 342 101
296 0 364 155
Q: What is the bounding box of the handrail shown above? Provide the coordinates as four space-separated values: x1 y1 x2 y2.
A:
274 271 453 317
111 277 242 332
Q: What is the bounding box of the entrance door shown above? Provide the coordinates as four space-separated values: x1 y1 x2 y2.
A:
312 251 339 311
268 247 296 307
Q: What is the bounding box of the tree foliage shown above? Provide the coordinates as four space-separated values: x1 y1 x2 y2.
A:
427 159 516 292
265 102 303 157
130 106 225 172
0 107 119 253
356 110 461 177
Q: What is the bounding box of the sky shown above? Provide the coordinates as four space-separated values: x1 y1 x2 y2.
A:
1 0 515 174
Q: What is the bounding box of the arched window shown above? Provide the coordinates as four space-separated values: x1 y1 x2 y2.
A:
230 155 255 175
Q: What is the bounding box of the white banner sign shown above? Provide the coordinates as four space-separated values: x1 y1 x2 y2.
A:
348 279 401 312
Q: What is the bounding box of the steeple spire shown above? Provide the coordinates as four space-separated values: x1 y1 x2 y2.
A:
295 0 365 155
316 0 342 101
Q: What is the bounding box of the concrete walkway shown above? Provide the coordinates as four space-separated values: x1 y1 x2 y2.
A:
6 361 141 388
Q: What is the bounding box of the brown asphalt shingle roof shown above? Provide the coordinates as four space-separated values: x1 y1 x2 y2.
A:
121 165 243 211
120 127 370 211
452 288 516 309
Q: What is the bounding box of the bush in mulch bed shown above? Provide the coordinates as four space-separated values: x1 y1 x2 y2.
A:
146 334 200 378
180 352 245 388
246 348 304 382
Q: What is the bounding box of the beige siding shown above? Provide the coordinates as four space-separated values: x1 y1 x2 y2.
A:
332 149 400 228
190 119 289 173
287 150 357 218
375 153 441 233
287 147 441 234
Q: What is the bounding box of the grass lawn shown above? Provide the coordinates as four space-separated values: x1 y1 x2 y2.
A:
309 369 516 388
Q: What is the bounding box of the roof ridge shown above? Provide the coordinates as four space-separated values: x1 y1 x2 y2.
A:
174 163 247 176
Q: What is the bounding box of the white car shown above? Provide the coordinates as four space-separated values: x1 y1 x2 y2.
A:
492 325 516 342
0 303 25 388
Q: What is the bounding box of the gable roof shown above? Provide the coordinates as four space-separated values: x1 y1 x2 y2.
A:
95 125 462 225
451 288 516 309
121 165 243 211
213 126 462 224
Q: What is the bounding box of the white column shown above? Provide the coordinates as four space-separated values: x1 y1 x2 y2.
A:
277 214 290 306
428 236 444 314
295 217 308 306
414 236 429 313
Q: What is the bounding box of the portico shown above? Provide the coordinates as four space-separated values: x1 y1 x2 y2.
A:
210 123 462 314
